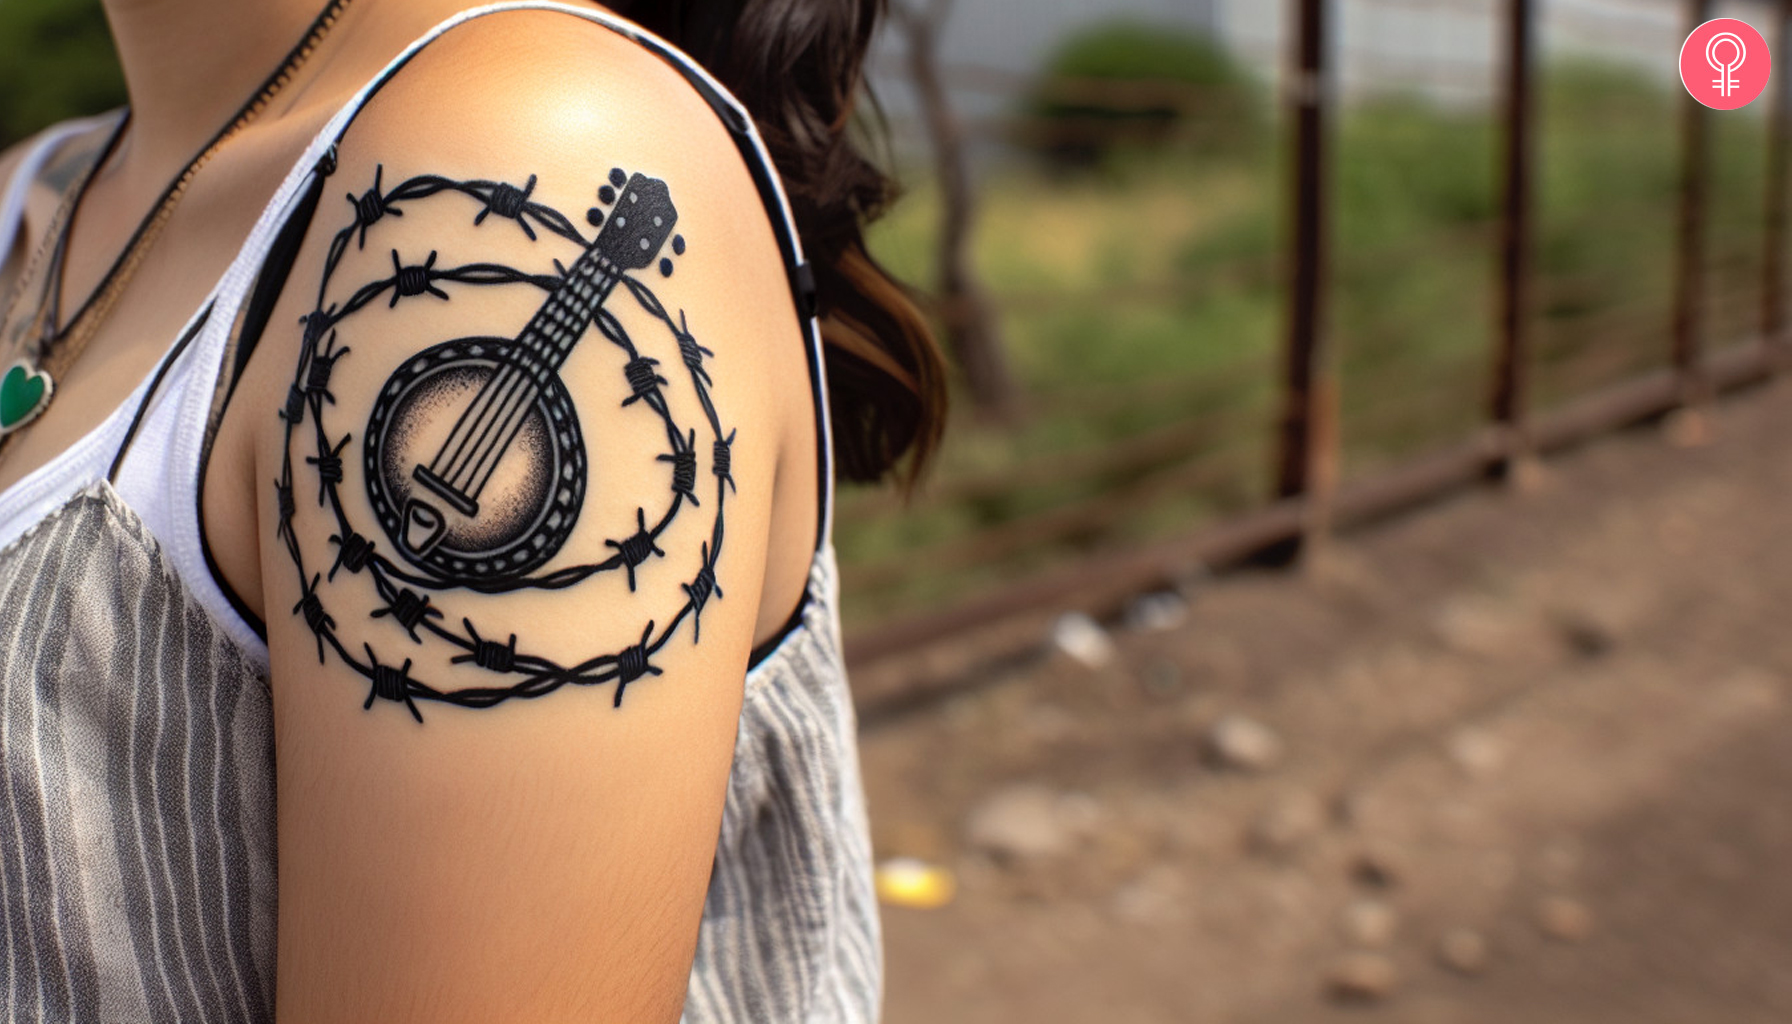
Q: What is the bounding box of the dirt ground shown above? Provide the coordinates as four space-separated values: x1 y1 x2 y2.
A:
853 378 1792 1023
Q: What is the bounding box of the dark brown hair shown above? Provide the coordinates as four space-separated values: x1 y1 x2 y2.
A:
613 0 948 487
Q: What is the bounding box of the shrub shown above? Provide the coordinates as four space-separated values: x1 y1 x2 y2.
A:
1021 20 1259 169
0 0 125 148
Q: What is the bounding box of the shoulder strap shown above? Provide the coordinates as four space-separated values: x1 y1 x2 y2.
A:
108 301 215 482
0 119 110 255
0 115 119 287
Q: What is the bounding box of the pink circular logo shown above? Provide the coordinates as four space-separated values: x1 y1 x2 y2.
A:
1680 18 1771 110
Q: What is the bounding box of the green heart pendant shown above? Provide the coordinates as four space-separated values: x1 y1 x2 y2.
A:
0 360 53 434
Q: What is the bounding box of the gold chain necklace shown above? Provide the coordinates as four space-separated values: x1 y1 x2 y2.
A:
0 0 354 445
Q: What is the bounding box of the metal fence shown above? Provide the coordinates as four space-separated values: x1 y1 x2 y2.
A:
841 0 1790 667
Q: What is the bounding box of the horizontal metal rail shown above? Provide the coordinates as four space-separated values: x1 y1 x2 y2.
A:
845 340 1775 670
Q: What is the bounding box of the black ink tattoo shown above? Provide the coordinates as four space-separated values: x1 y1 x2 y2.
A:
388 249 448 306
305 433 351 504
362 644 423 722
452 619 517 672
474 173 538 237
660 428 701 506
348 164 401 249
371 586 440 643
294 573 334 664
606 507 666 593
275 161 733 720
681 542 722 643
305 331 349 404
328 529 375 581
610 622 663 707
274 467 298 546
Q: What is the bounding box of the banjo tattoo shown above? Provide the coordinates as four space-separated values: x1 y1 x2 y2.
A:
275 157 733 720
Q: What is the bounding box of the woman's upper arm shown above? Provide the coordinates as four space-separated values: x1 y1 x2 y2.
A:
254 18 795 1021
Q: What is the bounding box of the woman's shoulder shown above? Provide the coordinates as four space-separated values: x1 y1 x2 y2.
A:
322 4 790 315
349 6 747 180
295 0 803 444
0 114 119 198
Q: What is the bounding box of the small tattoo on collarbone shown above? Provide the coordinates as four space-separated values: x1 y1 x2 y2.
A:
276 161 734 721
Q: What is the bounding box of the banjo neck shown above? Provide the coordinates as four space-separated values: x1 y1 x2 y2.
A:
508 244 625 388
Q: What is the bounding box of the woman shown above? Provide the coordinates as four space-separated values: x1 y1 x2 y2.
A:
0 0 945 1019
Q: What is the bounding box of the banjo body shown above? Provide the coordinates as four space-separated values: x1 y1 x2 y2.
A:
363 336 587 585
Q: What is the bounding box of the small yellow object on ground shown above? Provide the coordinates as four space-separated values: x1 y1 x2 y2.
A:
875 858 956 909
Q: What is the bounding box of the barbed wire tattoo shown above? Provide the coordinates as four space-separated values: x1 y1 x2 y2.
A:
276 157 729 720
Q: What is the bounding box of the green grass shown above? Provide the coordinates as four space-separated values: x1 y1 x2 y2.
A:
844 59 1778 626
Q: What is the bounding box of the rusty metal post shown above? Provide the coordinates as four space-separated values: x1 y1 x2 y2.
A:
1764 0 1792 357
1489 0 1535 476
1268 0 1331 564
1671 0 1713 404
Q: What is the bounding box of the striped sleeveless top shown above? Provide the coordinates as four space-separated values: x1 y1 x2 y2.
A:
0 5 880 1021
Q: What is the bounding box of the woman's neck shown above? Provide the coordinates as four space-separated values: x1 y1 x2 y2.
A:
100 0 335 170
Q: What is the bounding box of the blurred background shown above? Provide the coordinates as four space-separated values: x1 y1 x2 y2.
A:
8 0 1790 1019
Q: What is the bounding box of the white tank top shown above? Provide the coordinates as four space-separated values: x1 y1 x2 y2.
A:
0 113 273 654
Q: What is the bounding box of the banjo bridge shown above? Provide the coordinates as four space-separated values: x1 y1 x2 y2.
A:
413 464 479 517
